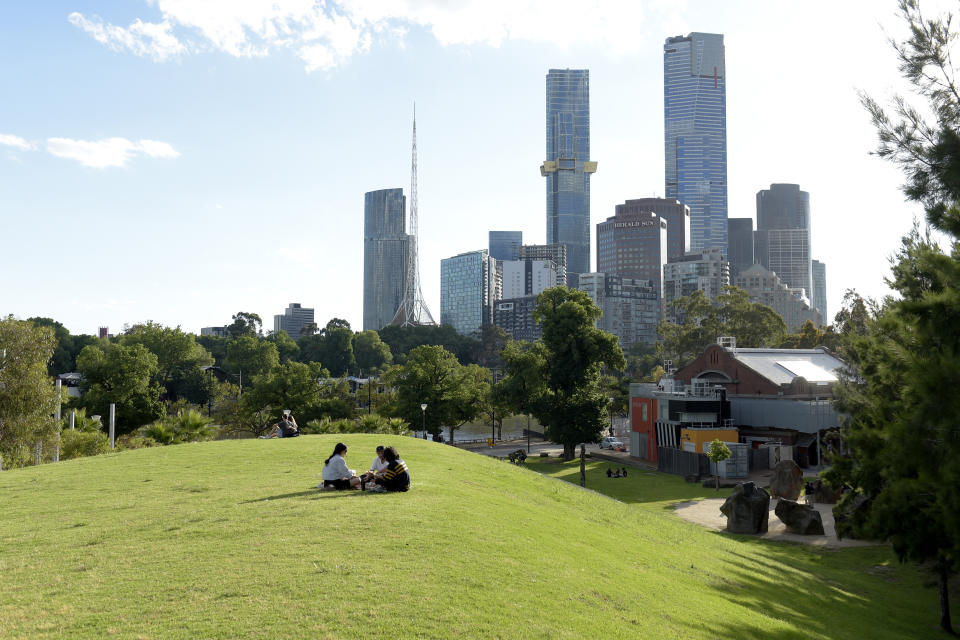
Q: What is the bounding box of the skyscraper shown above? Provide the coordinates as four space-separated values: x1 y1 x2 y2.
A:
363 188 409 331
542 69 596 286
755 183 812 297
596 210 668 298
812 259 827 322
664 33 727 253
273 303 315 340
488 231 522 262
614 198 689 262
440 249 501 336
727 217 754 280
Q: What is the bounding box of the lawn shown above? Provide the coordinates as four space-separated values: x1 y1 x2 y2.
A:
0 437 953 639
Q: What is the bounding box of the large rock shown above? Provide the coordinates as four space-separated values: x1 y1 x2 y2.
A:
774 499 825 535
769 460 803 500
720 482 770 534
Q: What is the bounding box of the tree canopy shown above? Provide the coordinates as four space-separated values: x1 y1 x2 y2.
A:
827 2 960 632
75 341 164 435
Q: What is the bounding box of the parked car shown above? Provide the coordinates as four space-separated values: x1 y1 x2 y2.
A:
600 437 624 450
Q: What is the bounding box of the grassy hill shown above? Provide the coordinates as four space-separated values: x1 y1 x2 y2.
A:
0 436 951 639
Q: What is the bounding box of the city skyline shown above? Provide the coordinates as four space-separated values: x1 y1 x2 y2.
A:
0 2 944 335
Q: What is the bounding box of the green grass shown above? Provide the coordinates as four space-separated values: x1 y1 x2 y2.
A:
0 437 954 639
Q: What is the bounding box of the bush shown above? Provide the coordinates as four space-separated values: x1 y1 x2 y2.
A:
140 409 215 445
60 430 110 460
302 414 409 436
117 434 160 450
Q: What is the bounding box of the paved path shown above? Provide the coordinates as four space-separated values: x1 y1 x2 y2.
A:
674 498 876 549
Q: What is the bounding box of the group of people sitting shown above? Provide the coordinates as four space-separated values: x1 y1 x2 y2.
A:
261 413 300 438
606 467 629 478
320 443 410 493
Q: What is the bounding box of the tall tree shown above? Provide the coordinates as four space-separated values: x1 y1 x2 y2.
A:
387 344 489 442
119 322 214 401
828 2 960 632
298 319 356 376
76 341 164 435
500 287 625 464
352 330 393 374
265 329 300 364
225 337 279 387
0 316 61 467
227 311 262 338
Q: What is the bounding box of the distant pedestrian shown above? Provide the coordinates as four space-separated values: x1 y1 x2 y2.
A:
621 467 628 477
606 468 613 478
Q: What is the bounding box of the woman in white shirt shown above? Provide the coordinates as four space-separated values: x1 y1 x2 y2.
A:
320 442 361 490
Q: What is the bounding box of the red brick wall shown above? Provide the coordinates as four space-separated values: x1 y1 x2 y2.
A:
674 344 781 395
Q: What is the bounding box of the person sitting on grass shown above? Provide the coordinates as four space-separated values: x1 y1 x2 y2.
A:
362 445 389 483
621 467 628 477
606 468 613 478
319 442 362 490
368 446 410 493
264 415 299 439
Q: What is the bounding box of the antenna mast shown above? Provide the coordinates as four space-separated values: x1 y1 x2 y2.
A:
391 105 436 327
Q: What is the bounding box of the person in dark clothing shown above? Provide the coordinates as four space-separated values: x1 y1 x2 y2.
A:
373 446 410 492
621 467 628 477
606 468 613 478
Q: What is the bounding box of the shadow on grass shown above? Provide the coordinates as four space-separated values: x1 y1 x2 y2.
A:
241 489 364 503
677 534 940 640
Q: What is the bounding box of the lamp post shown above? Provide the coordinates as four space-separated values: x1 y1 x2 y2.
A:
608 396 615 438
420 403 427 439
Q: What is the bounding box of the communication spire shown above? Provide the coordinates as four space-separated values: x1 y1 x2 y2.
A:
391 105 436 327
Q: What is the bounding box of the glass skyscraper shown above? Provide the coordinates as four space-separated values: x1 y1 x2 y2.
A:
756 183 812 298
664 33 727 254
363 188 409 331
440 249 500 336
542 69 596 286
488 230 522 262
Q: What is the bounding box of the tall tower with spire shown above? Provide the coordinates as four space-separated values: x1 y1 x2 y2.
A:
391 107 436 326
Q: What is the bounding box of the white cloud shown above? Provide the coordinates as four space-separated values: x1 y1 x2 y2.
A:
69 12 186 62
138 139 181 159
46 137 180 168
69 0 661 72
0 134 33 150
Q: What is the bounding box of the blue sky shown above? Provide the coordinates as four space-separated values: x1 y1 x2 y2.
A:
0 1 943 335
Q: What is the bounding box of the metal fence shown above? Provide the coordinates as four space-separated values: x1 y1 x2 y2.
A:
657 446 710 478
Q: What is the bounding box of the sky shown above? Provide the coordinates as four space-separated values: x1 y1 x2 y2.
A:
0 0 951 336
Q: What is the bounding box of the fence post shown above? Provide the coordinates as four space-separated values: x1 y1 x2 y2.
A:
109 403 116 449
54 379 62 463
70 409 75 430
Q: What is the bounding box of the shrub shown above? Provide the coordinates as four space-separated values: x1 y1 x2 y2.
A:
117 434 160 450
302 414 409 435
60 430 110 460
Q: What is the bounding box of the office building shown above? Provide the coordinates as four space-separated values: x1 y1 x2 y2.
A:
501 259 562 299
735 264 822 331
755 184 812 297
494 296 542 342
663 248 730 321
579 273 661 347
200 326 229 338
596 210 668 298
363 188 409 331
489 231 522 262
273 303 315 340
518 243 567 285
727 218 754 280
542 69 597 286
615 198 689 262
664 33 728 253
812 260 827 322
440 249 501 336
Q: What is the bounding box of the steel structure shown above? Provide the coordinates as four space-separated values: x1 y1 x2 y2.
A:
391 108 436 327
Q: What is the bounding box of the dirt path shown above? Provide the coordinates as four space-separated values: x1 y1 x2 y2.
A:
674 498 877 549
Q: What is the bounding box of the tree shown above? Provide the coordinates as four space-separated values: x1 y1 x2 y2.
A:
227 311 262 338
75 341 164 435
0 316 61 467
352 330 393 373
297 319 356 376
242 361 330 425
378 323 481 365
27 317 97 375
265 330 300 364
119 322 214 402
225 336 279 383
499 287 625 474
495 340 548 442
705 439 732 491
387 345 490 442
659 287 787 368
827 3 960 632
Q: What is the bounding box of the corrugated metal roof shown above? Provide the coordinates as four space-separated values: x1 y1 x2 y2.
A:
728 348 845 386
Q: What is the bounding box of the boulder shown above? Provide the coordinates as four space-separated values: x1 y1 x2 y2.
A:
720 481 770 534
775 499 825 535
812 480 842 504
769 460 803 500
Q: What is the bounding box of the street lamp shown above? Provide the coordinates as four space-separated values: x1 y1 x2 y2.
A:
608 396 615 437
420 403 427 439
